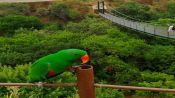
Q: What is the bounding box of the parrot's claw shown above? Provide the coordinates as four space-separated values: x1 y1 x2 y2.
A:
72 66 79 69
72 66 79 72
36 82 46 87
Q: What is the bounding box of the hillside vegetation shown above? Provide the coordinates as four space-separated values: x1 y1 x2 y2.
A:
112 0 175 26
0 0 174 98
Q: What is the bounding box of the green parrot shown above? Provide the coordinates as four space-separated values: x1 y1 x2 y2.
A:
28 49 89 83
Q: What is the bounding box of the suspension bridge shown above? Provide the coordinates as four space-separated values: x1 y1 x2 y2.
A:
98 1 175 39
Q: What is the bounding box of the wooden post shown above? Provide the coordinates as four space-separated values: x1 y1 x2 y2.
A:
76 65 96 98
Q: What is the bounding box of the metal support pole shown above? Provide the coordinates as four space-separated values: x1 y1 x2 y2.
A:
102 0 105 14
154 26 156 35
144 25 146 32
98 0 100 13
167 31 170 37
76 65 96 98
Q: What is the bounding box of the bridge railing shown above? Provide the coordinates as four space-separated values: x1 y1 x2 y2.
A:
1 65 175 98
99 12 175 39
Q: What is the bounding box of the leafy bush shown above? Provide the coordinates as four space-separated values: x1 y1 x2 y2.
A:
0 15 43 35
96 88 124 98
0 64 29 82
66 17 112 34
0 31 88 66
0 64 124 98
135 71 175 97
68 9 80 20
140 71 174 82
44 22 63 33
166 1 175 18
165 63 175 75
36 8 49 17
85 13 98 18
48 3 80 21
151 18 175 26
48 3 69 21
0 64 78 97
144 45 175 71
114 2 157 21
0 3 30 16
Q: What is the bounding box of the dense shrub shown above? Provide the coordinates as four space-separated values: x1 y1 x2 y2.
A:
0 15 174 97
66 17 112 34
48 3 69 21
144 45 175 71
48 3 80 21
114 2 157 21
96 88 124 98
0 31 88 66
166 1 175 18
36 8 49 17
151 18 175 26
135 71 175 97
0 3 30 16
0 64 125 97
0 15 43 35
68 9 80 20
44 22 63 33
0 64 78 97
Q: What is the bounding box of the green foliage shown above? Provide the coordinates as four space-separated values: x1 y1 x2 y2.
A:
103 56 141 85
48 3 69 21
114 2 157 21
0 64 29 82
134 71 175 97
151 18 175 26
140 71 174 82
0 15 43 35
150 1 175 24
66 17 112 34
85 13 98 18
68 9 80 20
166 1 175 18
96 88 124 98
0 64 78 97
144 45 175 71
0 63 125 97
0 3 30 16
44 22 63 33
0 31 88 66
165 63 175 75
36 8 49 17
0 15 174 97
48 3 80 21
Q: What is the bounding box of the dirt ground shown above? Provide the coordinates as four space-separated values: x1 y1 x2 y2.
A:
0 0 53 3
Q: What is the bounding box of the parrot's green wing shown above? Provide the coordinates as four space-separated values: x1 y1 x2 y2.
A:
28 61 49 83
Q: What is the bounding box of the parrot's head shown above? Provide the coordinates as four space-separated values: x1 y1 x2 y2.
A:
58 49 90 65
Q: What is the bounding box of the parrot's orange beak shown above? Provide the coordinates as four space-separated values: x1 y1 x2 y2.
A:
81 54 89 64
